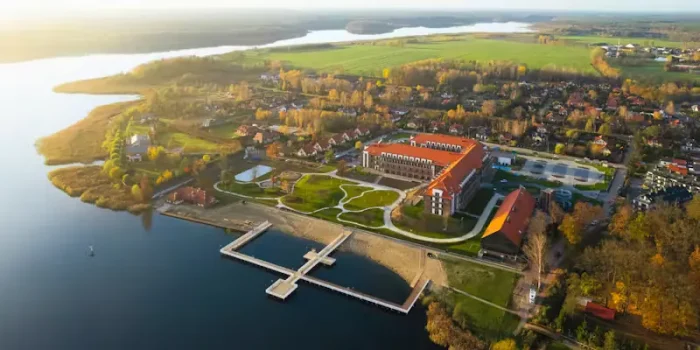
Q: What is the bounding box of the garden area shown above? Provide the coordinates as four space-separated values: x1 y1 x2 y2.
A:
338 208 385 228
340 185 373 201
280 175 354 212
218 181 284 198
344 190 400 211
392 200 478 240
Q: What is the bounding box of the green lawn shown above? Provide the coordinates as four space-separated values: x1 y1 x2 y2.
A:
207 123 241 139
281 175 355 212
562 35 686 48
341 185 373 202
219 181 284 198
254 37 594 76
613 61 700 83
158 132 220 153
442 258 521 340
344 190 400 210
574 182 609 191
339 209 385 227
313 208 343 222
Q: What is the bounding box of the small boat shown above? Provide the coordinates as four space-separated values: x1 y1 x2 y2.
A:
88 246 95 257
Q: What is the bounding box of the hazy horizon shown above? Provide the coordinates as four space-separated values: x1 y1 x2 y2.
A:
2 1 700 20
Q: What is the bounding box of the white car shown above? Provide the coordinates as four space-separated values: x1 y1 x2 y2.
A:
529 287 537 304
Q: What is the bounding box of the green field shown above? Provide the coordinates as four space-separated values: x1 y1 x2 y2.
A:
443 259 521 340
281 175 354 212
340 185 373 203
613 61 700 83
344 190 400 210
158 132 221 153
256 38 595 76
339 209 385 227
219 181 284 198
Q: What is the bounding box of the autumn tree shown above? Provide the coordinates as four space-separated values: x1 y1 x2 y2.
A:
266 142 281 160
355 141 363 150
491 338 517 350
131 184 143 202
139 176 153 202
554 143 565 155
609 204 632 237
549 201 565 225
324 150 335 163
560 214 583 245
524 210 549 289
686 196 700 221
337 160 347 176
481 100 497 116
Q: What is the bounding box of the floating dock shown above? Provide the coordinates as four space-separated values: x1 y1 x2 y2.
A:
219 221 430 314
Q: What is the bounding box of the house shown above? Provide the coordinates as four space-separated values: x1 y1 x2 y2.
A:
495 153 516 166
314 139 332 152
480 188 536 256
127 154 143 162
593 136 608 147
253 131 280 145
567 92 585 108
606 97 619 111
342 130 358 141
355 127 370 137
585 302 616 321
406 120 419 129
328 134 347 146
692 105 699 112
498 132 513 144
646 138 663 148
237 125 260 137
682 140 700 153
167 187 217 208
632 186 693 211
449 124 464 135
475 127 491 142
297 144 318 158
126 134 151 155
138 113 156 125
338 108 358 118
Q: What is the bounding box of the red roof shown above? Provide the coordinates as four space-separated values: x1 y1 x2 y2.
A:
482 188 536 247
426 143 484 198
366 143 462 167
168 187 216 207
585 302 616 321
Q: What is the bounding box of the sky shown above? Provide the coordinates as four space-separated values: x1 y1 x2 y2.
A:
1 0 699 18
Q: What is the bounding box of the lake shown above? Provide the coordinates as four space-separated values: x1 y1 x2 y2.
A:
0 23 530 349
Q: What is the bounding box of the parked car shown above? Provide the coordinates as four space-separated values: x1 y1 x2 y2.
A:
529 286 537 304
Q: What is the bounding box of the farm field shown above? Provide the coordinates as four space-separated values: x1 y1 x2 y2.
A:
255 38 595 76
562 35 687 48
613 61 700 83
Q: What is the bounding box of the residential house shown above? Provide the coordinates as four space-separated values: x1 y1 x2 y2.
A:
632 186 693 211
480 188 536 256
646 138 663 148
237 125 260 137
449 124 464 135
314 139 332 152
475 127 491 142
126 134 151 155
682 140 700 153
253 131 280 145
593 136 608 147
167 187 217 208
354 127 370 137
328 134 347 146
567 92 585 108
297 144 318 158
692 105 699 113
498 132 513 144
127 154 143 162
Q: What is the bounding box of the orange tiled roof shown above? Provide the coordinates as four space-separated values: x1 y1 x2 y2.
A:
482 188 536 247
425 142 484 198
365 143 462 167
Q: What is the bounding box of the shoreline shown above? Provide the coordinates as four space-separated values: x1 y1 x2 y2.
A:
159 200 448 285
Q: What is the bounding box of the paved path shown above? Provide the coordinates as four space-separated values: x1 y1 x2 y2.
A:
215 169 503 244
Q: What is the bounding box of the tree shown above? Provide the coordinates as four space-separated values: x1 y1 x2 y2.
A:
598 123 612 135
131 184 143 201
337 160 347 176
609 204 633 236
328 89 339 101
554 143 565 155
355 141 363 150
524 215 549 289
665 100 676 116
481 100 497 116
202 154 211 162
147 146 165 162
585 118 596 132
491 339 517 350
139 177 153 202
573 202 602 226
266 142 281 160
109 167 124 181
686 196 700 221
560 214 582 245
324 150 335 163
603 331 617 350
549 201 565 225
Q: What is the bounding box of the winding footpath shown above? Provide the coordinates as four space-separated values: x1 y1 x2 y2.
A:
214 169 502 244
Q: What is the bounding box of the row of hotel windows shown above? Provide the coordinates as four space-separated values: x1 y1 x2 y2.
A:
413 141 462 153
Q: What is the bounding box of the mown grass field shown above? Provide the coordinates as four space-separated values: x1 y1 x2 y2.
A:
442 259 521 340
613 61 700 83
258 38 595 76
340 185 372 202
281 175 355 212
562 35 688 48
344 190 400 210
339 209 385 228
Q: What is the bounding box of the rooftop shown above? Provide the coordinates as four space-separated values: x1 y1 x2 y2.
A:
366 143 463 167
482 188 536 248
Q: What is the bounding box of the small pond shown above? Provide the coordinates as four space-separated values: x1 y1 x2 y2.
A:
235 165 273 182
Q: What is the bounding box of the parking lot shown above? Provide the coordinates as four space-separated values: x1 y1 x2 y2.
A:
520 158 605 185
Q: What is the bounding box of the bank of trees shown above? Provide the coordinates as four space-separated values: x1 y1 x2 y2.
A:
570 203 700 336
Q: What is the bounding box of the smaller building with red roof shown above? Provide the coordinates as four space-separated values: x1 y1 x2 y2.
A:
481 188 536 255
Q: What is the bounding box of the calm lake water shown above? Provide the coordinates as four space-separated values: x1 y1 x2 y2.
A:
0 23 529 349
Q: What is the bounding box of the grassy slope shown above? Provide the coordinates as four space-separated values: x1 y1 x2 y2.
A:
443 259 520 340
36 100 141 165
281 175 355 212
344 190 400 210
341 185 373 202
339 209 385 227
261 38 595 76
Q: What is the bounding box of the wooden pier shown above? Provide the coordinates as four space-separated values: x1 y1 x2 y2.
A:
219 222 430 314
